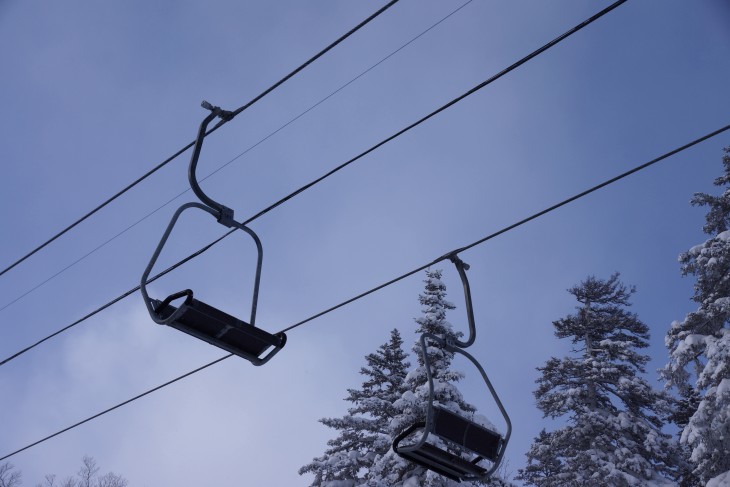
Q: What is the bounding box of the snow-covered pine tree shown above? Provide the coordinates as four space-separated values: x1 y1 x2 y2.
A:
662 146 730 486
666 388 702 487
299 328 410 487
368 269 512 487
517 274 678 487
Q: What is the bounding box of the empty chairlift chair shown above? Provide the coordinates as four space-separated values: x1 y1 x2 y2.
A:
392 333 511 481
392 255 511 482
140 102 286 366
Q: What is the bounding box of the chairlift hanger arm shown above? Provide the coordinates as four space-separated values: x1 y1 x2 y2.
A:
139 103 283 366
448 253 477 349
189 101 236 227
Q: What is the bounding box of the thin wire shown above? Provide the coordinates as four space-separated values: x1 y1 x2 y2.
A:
0 0 475 316
244 0 630 224
0 0 627 367
2 121 727 461
0 230 230 367
224 1 402 120
0 195 179 314
0 0 402 280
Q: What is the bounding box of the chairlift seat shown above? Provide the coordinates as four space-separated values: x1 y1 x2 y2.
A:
397 435 487 481
394 407 503 482
153 292 286 366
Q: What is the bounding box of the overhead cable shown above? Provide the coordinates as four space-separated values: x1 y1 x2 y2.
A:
0 0 475 315
0 355 231 462
3 121 728 462
278 123 730 334
0 0 401 280
0 121 730 462
0 0 627 367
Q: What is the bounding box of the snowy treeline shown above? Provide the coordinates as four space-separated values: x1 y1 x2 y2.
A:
663 147 730 486
302 148 730 486
300 270 512 487
517 147 730 486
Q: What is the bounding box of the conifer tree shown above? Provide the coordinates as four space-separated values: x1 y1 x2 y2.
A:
299 328 410 486
662 146 730 485
666 388 702 487
518 274 678 486
367 269 511 487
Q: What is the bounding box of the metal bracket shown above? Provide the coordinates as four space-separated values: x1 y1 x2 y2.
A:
217 205 236 228
201 100 234 122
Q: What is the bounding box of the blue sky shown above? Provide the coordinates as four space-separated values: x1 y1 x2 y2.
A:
1 0 729 484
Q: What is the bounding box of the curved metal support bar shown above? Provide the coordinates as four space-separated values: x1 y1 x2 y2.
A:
250 332 287 366
154 289 193 314
393 332 440 454
228 220 264 326
188 102 236 227
448 253 477 349
392 421 427 450
422 332 439 438
141 202 216 325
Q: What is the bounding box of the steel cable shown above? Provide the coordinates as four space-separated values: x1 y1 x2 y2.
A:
0 0 627 367
0 0 402 279
0 0 475 315
3 120 727 462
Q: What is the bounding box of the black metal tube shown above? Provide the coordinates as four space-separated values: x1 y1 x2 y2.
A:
449 254 477 348
140 202 219 325
232 222 264 327
188 107 228 217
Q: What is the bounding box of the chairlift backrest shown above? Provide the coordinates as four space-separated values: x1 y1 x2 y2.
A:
431 406 502 461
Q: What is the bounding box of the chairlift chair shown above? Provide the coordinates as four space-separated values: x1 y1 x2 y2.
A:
140 102 286 366
392 255 511 482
